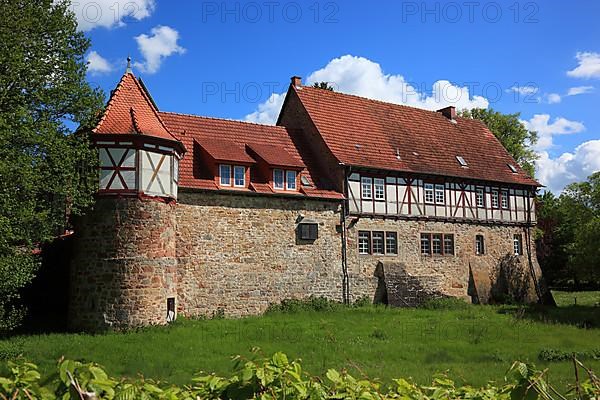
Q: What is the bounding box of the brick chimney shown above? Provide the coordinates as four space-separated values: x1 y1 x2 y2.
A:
437 106 456 121
291 76 302 88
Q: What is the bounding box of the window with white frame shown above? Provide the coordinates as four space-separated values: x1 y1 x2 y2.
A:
286 170 297 190
372 231 385 254
443 234 455 255
420 234 431 255
421 233 455 256
386 232 398 254
513 234 522 255
361 177 373 199
491 190 499 208
475 235 485 255
219 164 231 186
435 184 445 204
432 234 442 255
233 166 245 187
358 231 371 254
374 178 385 201
273 169 284 189
424 183 434 203
501 190 509 209
476 188 485 207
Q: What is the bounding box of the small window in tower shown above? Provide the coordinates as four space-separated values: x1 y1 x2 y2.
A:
166 297 176 322
513 234 523 256
475 235 485 255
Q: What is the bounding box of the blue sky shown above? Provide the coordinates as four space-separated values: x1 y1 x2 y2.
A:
75 0 600 193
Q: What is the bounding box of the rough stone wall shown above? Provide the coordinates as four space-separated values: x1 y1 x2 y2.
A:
345 218 544 305
69 197 177 331
175 191 348 317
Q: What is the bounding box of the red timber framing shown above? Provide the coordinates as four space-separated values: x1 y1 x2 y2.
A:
347 168 536 226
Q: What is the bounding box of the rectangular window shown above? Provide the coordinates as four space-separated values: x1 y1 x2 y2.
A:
273 169 284 190
219 164 231 186
435 184 445 204
358 231 371 254
491 190 499 208
475 235 485 255
299 223 318 240
374 178 385 201
513 234 522 255
476 188 485 207
386 232 398 255
372 231 385 254
286 170 297 190
361 177 373 199
233 166 245 187
420 234 431 255
432 233 442 255
424 183 434 204
501 190 509 209
443 234 454 255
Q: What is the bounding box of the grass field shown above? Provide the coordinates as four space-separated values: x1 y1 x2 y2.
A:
1 297 599 392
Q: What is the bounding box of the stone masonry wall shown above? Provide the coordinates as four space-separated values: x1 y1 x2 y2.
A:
69 197 177 331
175 190 350 317
346 218 544 305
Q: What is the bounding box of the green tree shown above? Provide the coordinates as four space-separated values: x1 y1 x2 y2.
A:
460 109 538 177
0 0 104 333
312 81 335 91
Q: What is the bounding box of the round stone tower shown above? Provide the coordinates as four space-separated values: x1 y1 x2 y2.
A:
69 68 185 331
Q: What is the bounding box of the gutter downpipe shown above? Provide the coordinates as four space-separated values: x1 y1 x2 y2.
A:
341 164 350 305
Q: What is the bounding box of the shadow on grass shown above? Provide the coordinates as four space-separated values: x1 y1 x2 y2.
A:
498 304 599 329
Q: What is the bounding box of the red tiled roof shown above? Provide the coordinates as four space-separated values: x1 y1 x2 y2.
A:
159 112 342 199
197 139 256 164
246 143 305 168
289 86 539 187
94 73 180 144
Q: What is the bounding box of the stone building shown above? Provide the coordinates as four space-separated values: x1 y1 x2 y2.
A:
68 70 548 331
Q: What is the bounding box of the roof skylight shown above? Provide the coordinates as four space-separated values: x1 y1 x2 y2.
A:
508 163 518 173
456 156 468 167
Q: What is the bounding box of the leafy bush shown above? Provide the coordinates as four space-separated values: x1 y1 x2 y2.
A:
539 348 600 362
0 351 598 399
0 340 23 361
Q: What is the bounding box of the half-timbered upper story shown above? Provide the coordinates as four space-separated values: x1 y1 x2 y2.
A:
277 77 540 225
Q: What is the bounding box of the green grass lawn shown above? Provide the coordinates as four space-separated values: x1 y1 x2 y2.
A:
552 290 600 307
1 300 599 392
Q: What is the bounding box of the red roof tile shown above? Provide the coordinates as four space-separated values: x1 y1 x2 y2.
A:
246 143 305 168
197 139 256 164
94 73 180 144
160 112 342 199
289 86 539 187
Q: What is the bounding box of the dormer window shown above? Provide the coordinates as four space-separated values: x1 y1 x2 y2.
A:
219 164 246 188
286 170 297 190
273 169 298 191
219 164 231 186
234 166 246 187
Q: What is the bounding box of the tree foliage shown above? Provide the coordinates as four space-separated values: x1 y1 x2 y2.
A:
536 172 600 288
312 81 335 91
0 0 104 333
459 108 538 177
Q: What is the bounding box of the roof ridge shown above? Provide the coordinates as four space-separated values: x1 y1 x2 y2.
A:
160 110 289 130
297 85 468 119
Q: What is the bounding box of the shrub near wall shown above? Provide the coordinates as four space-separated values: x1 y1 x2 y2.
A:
1 351 598 399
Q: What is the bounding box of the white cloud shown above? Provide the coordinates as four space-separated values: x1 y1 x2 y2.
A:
86 51 113 75
508 85 539 95
546 93 561 104
536 140 600 193
133 26 185 74
64 0 155 31
246 55 488 124
521 114 585 152
567 86 595 96
567 52 600 79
